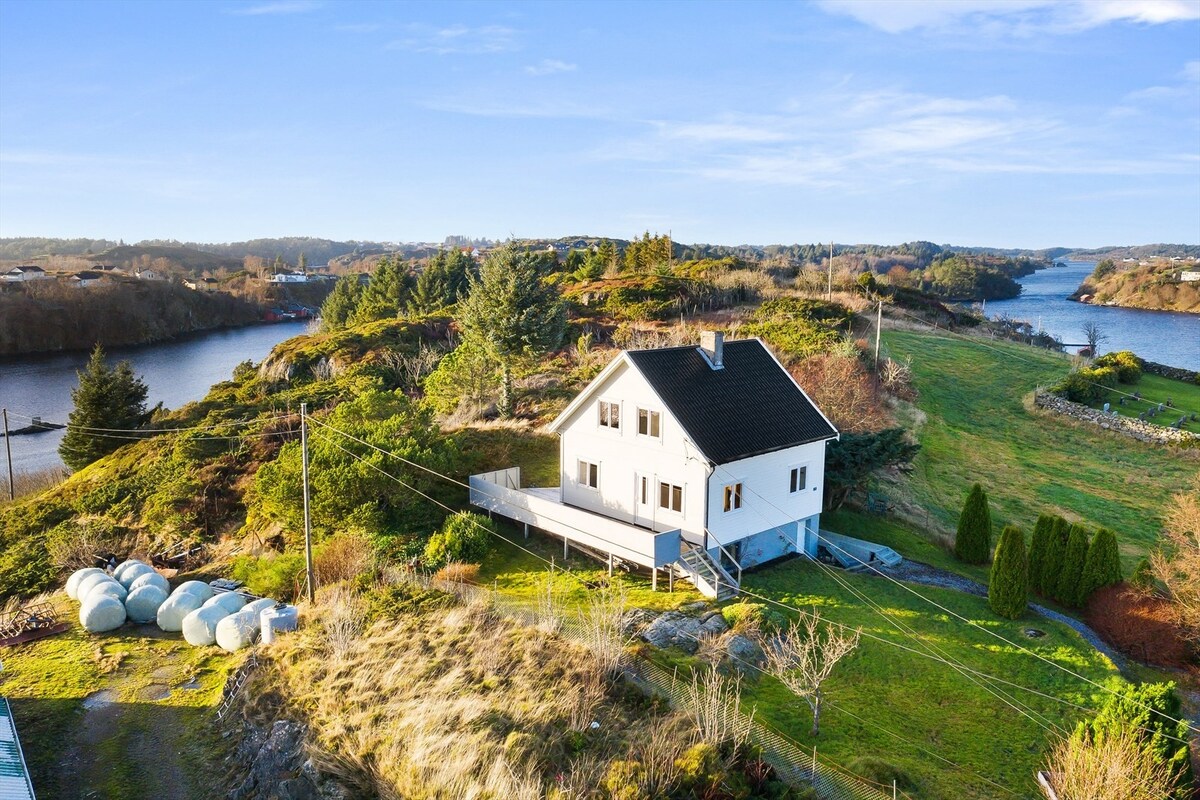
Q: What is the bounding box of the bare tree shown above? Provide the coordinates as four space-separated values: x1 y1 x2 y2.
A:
764 611 860 736
1082 321 1109 357
1046 727 1177 800
1151 472 1200 642
577 580 633 678
683 664 753 747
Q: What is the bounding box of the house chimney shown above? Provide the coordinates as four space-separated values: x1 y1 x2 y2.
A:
700 330 724 369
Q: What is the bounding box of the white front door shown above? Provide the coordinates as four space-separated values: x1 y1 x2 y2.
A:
634 473 654 528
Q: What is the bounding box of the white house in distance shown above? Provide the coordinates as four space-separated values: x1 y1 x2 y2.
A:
2 265 49 282
270 271 309 283
470 332 845 599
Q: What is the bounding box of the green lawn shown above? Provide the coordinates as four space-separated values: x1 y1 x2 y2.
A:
882 330 1197 571
1085 371 1200 434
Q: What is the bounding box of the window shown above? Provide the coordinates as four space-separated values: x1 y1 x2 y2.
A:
723 483 743 512
658 481 683 513
598 400 620 429
637 408 661 437
790 466 808 494
578 460 599 489
640 476 648 504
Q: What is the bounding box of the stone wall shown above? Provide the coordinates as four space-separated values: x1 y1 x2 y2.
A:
1034 391 1199 446
1141 359 1199 384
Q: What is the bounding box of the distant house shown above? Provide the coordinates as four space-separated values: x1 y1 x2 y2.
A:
470 332 849 598
1180 270 1200 282
69 271 104 287
135 269 166 281
184 277 219 291
2 265 48 282
270 271 308 283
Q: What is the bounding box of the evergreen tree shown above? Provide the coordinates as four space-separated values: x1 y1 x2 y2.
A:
353 256 413 324
319 274 363 331
988 525 1028 619
459 245 567 418
409 250 474 314
1055 524 1090 607
60 345 149 471
1027 514 1056 595
954 483 992 564
1079 527 1122 603
1040 516 1070 597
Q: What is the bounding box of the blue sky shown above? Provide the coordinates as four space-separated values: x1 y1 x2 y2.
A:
1 0 1198 248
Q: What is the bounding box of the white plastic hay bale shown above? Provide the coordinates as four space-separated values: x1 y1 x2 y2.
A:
173 581 214 603
113 559 145 582
76 572 119 603
67 568 106 600
85 580 128 604
242 597 277 616
129 571 170 595
118 563 156 589
156 591 205 632
202 593 247 614
125 585 168 624
215 608 262 652
80 594 127 633
182 604 235 647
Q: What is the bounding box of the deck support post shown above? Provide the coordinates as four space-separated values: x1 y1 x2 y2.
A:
668 568 674 592
563 536 569 560
652 567 658 592
523 523 529 539
607 553 613 577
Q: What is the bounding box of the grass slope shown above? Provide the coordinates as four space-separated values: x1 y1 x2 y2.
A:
883 330 1196 570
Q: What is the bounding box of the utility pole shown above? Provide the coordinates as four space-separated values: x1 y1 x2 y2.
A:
2 409 13 501
300 403 315 602
827 241 834 301
875 300 883 367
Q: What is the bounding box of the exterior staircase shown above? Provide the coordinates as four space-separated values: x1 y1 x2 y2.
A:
677 542 740 600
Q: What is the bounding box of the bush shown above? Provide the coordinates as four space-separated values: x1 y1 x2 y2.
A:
423 511 493 570
721 601 786 633
1052 365 1119 404
314 533 377 585
601 760 649 800
231 551 307 601
1080 528 1122 602
989 525 1028 619
432 562 480 585
1054 524 1090 608
954 484 992 565
1027 514 1056 595
1093 350 1143 384
1130 556 1155 591
1038 517 1071 597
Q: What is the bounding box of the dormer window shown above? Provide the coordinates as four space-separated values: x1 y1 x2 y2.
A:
637 408 661 437
599 400 620 430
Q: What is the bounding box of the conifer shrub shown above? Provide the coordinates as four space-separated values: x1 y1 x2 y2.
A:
988 525 1028 619
954 483 992 564
1130 557 1155 591
1026 514 1055 595
1080 528 1122 603
1054 524 1090 608
1039 517 1070 597
423 511 494 570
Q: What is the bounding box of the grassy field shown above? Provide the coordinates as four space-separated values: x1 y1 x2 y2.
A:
882 329 1197 571
1084 371 1200 434
0 596 239 799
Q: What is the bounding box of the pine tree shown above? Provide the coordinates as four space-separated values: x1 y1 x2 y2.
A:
954 483 992 564
1079 527 1122 604
353 257 413 324
319 274 363 331
988 525 1028 619
1055 524 1090 607
459 245 567 418
1027 514 1055 595
60 345 149 471
1040 516 1070 597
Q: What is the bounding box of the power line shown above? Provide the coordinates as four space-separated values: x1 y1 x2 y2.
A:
3 408 291 435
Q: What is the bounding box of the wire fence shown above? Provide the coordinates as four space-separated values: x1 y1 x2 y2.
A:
405 571 900 800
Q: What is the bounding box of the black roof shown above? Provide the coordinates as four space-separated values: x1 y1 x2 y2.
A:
626 339 837 464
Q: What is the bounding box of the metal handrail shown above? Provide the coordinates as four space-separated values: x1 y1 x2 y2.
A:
706 530 743 587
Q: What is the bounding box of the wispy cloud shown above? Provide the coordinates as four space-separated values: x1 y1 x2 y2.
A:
335 22 380 34
818 0 1199 35
524 59 576 76
228 1 321 17
388 24 519 55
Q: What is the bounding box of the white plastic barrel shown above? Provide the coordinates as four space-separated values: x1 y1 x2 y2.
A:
259 605 298 645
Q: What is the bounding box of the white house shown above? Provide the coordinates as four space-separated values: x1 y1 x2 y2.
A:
135 269 166 281
1179 270 1200 282
2 266 48 282
69 270 104 287
470 332 841 598
270 271 309 283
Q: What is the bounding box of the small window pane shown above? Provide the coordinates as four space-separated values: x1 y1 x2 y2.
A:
798 467 807 490
672 485 682 512
579 461 588 484
589 463 598 488
790 467 807 493
659 482 670 508
650 412 660 437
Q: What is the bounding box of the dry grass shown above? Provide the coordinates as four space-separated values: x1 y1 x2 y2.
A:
315 584 366 659
683 664 753 748
1 465 69 503
1046 728 1178 800
431 561 480 586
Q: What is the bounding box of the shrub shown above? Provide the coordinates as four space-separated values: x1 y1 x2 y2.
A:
423 511 493 570
1054 524 1091 608
601 760 649 800
720 601 786 633
315 533 377 586
1039 517 1070 597
1052 365 1119 404
1080 527 1122 603
954 484 992 565
231 551 307 601
989 525 1028 619
1026 514 1055 595
1093 350 1143 384
432 562 481 585
1130 556 1155 591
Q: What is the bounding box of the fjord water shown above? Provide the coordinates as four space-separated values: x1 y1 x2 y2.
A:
986 260 1199 370
0 321 311 473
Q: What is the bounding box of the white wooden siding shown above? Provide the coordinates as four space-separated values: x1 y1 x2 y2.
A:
706 440 827 548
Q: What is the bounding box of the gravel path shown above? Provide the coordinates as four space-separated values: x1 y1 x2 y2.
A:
879 560 1128 670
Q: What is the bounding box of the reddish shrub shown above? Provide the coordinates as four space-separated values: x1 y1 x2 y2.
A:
1086 584 1197 669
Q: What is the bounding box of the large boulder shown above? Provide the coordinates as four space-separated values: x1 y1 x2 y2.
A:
66 568 106 600
129 571 171 595
80 594 127 633
640 611 705 654
118 563 156 590
157 590 205 631
183 604 235 647
125 585 169 623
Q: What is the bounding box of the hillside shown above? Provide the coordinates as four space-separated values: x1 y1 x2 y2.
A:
1070 260 1200 313
86 245 244 275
